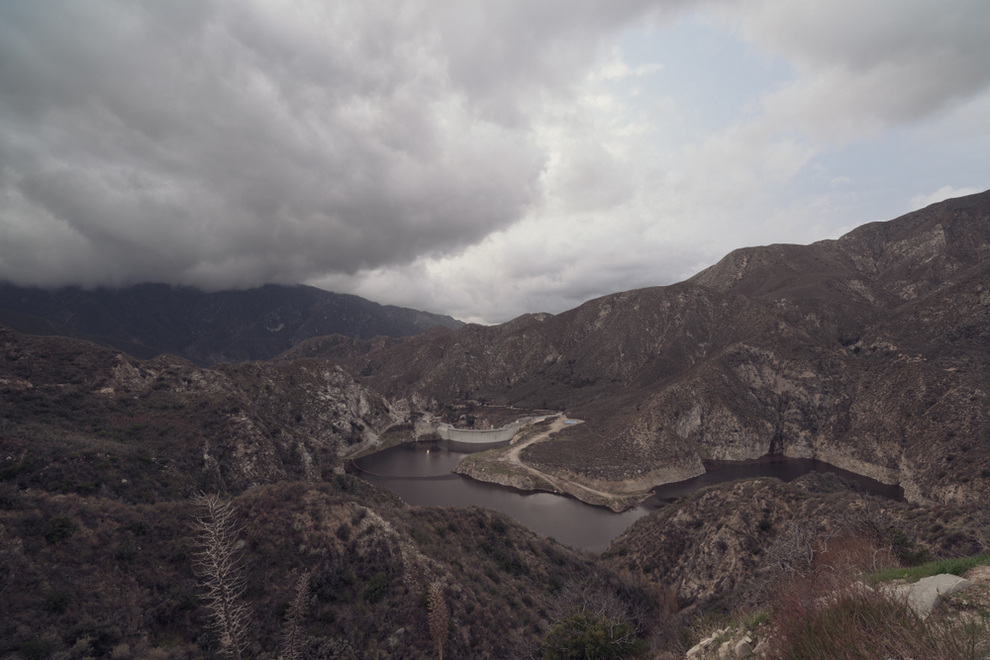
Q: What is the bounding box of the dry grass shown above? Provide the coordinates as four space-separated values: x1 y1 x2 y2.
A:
770 586 989 660
767 533 990 660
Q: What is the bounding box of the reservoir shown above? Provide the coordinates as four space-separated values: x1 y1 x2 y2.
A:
352 441 903 553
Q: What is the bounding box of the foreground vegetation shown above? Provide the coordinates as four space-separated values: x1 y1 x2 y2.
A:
0 478 665 659
6 438 990 660
770 552 990 659
678 531 990 659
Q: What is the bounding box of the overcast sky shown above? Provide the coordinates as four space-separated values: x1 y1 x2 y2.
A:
1 1 988 323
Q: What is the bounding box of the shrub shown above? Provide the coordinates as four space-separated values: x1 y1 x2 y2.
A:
17 637 53 660
43 516 77 544
888 528 931 566
542 608 648 659
363 573 388 603
42 590 71 614
769 537 989 660
770 587 988 659
63 621 121 658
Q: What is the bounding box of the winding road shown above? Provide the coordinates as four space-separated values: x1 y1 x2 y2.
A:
492 416 625 502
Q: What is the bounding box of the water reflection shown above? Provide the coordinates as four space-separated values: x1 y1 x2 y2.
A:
352 442 902 554
649 455 904 504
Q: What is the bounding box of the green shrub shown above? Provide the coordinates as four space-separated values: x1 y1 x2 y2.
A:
63 621 121 658
17 637 53 660
42 590 71 614
114 541 137 562
363 573 388 603
124 519 151 536
542 609 647 659
42 516 77 544
888 528 931 566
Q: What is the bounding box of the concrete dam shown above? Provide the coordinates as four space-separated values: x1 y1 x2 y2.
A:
436 415 553 452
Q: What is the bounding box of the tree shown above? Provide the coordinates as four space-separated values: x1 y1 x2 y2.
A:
193 493 251 660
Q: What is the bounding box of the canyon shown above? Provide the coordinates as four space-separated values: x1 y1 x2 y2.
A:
2 190 989 657
310 190 990 512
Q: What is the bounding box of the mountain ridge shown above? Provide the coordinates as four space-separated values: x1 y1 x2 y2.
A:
315 190 990 509
0 282 463 366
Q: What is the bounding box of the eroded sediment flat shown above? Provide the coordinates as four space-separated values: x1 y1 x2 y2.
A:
453 416 675 511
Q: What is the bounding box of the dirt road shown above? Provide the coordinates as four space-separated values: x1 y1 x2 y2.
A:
495 416 623 501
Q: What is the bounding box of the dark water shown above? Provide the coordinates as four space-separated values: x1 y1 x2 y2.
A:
651 456 904 503
352 442 903 554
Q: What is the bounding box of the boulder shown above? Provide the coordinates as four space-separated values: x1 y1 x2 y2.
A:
890 573 973 617
734 635 754 658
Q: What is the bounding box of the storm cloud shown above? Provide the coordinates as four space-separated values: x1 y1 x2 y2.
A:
0 1 660 288
1 1 988 322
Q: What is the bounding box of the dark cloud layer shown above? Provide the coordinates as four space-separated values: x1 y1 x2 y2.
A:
0 0 668 290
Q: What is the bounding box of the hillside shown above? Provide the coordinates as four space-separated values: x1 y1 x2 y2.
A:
4 327 983 658
604 472 988 612
0 327 668 658
320 191 990 509
0 479 668 659
0 326 396 499
0 283 463 366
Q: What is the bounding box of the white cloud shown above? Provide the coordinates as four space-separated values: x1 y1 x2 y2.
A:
591 50 664 81
717 0 990 142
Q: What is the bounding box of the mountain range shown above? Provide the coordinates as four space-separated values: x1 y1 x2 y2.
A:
0 282 463 366
308 190 990 510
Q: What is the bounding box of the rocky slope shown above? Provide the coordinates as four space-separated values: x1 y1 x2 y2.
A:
603 472 988 613
0 326 396 499
0 282 463 365
319 191 990 508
